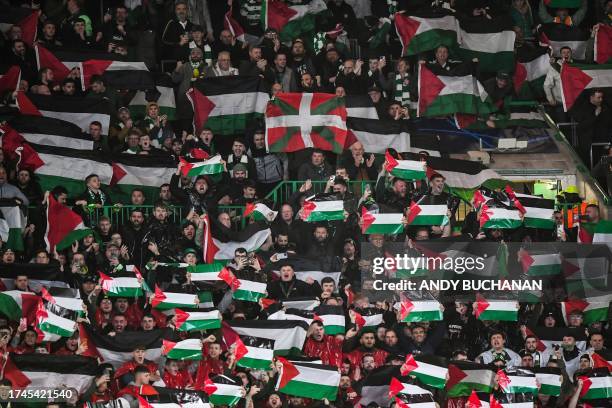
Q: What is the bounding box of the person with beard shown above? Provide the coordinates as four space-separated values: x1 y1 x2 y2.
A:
172 162 217 216
142 202 180 260
299 72 322 92
121 209 147 269
216 165 250 204
250 129 286 197
381 328 402 355
304 224 345 259
343 330 389 370
289 38 316 79
172 47 207 131
318 47 343 91
7 40 37 85
14 169 43 206
271 204 307 251
239 45 275 83
266 263 322 300
161 0 193 60
398 323 446 356
260 28 290 65
335 59 367 95
366 83 390 120
378 178 410 213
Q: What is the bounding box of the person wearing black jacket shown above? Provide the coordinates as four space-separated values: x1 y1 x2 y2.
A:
121 209 147 269
266 263 322 300
572 89 612 167
171 162 218 216
161 0 193 60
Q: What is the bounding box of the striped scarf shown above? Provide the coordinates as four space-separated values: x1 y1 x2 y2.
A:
240 0 262 27
190 42 213 66
394 73 411 107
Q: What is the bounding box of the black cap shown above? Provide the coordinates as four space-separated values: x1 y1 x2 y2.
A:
82 275 97 283
367 83 382 93
191 24 204 32
496 71 510 80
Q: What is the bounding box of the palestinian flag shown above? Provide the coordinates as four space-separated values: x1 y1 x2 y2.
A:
389 378 435 407
539 23 589 61
34 45 70 82
8 354 98 394
80 326 165 367
162 339 203 360
399 299 443 322
180 155 224 177
244 203 278 222
36 303 76 337
0 7 38 45
10 114 93 150
345 95 379 119
0 65 21 94
227 320 308 355
527 327 587 354
354 307 384 331
561 295 612 325
497 369 537 394
578 368 612 400
544 0 581 6
233 279 267 302
513 46 550 99
561 63 612 111
535 367 562 396
224 6 245 43
267 307 314 325
293 270 341 286
520 250 562 277
405 199 447 226
188 76 269 135
316 305 345 335
595 24 612 65
385 151 426 180
0 263 68 293
17 92 112 135
45 193 93 252
400 354 448 389
265 92 348 154
561 247 611 284
276 358 340 401
230 336 274 370
0 290 38 321
187 263 225 282
7 142 113 197
152 386 211 408
80 59 152 90
473 296 518 321
152 286 199 310
300 199 344 222
0 201 25 251
417 65 495 117
100 273 143 297
457 16 515 73
394 10 459 56
261 0 327 43
514 193 555 229
593 220 612 245
446 361 495 397
361 208 404 235
346 118 411 154
42 287 84 318
210 224 271 260
359 366 403 407
204 376 243 406
280 297 320 311
480 205 523 229
175 309 221 331
110 154 176 201
129 75 176 120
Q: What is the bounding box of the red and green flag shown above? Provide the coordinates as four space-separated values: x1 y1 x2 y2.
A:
384 150 426 180
44 193 93 252
361 207 404 235
394 11 459 56
180 155 224 177
561 63 612 111
265 93 348 154
162 338 203 360
474 296 518 321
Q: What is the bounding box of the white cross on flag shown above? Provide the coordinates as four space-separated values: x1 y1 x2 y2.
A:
265 93 348 153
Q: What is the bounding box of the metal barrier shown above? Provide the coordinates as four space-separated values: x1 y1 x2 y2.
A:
265 180 373 204
77 205 244 231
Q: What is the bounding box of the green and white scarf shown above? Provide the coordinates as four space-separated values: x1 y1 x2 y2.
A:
240 0 261 27
394 73 411 107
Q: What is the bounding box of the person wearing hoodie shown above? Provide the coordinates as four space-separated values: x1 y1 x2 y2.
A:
250 128 287 197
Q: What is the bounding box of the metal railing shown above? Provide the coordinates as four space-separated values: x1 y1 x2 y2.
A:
265 180 373 204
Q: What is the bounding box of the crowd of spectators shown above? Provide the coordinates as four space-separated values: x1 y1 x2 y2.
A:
0 0 612 407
